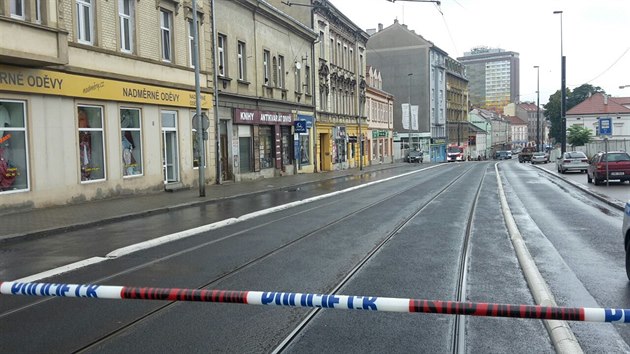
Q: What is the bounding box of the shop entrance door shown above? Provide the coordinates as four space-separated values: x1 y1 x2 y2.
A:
320 133 331 171
161 111 179 184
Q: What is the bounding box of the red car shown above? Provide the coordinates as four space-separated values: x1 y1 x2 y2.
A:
587 151 630 185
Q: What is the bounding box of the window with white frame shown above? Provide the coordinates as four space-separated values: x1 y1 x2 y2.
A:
76 0 94 44
263 50 270 86
217 34 226 76
329 38 334 64
78 105 105 182
119 0 134 53
237 41 245 80
0 100 29 193
160 9 172 62
277 55 284 89
295 65 301 93
120 108 142 176
10 0 24 19
343 45 348 69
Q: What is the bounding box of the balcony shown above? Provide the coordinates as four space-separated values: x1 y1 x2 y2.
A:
0 17 68 66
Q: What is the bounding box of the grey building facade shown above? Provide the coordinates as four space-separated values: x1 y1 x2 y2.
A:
366 20 447 162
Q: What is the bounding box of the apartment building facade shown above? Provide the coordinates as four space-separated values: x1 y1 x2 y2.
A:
458 47 519 112
214 0 317 181
0 0 214 210
365 66 394 164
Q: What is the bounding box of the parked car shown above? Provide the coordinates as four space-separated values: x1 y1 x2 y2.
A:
623 201 630 279
531 152 548 164
506 151 513 159
556 151 588 173
406 150 423 163
587 151 630 185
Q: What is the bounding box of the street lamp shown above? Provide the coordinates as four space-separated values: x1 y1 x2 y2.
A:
534 65 540 152
408 73 413 151
621 85 630 89
553 10 566 154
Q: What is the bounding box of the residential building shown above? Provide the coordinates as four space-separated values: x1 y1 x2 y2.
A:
505 115 528 149
445 56 471 151
504 101 545 148
366 20 448 162
365 66 394 164
270 0 369 171
214 0 317 181
470 108 511 155
565 93 630 149
0 0 214 210
458 47 519 112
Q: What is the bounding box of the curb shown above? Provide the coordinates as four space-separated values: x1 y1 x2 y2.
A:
495 163 584 354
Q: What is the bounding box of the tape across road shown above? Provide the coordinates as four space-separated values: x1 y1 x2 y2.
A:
2 281 630 323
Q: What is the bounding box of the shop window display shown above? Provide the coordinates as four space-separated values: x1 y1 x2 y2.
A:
78 105 105 182
281 126 293 166
259 125 273 169
121 108 142 176
0 100 28 192
299 134 309 164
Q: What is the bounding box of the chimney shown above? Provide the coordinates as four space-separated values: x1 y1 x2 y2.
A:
604 94 608 105
402 24 407 29
378 23 383 31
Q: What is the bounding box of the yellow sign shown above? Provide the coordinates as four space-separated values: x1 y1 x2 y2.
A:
0 65 212 109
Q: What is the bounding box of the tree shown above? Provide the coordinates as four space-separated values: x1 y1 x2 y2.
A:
543 84 604 145
567 125 593 147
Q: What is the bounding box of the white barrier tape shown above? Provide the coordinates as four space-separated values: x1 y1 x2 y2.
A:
2 281 630 323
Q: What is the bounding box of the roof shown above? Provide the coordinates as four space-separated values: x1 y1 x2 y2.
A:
566 92 630 115
518 102 538 112
505 115 527 125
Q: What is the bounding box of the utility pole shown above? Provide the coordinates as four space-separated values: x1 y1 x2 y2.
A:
534 65 540 152
192 0 204 197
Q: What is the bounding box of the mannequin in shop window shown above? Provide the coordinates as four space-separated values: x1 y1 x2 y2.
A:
0 103 17 190
121 111 137 176
78 108 92 181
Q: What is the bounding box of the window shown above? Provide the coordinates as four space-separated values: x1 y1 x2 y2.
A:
343 45 348 68
281 126 293 166
237 41 246 80
121 108 142 176
0 100 29 193
263 50 270 85
259 125 274 169
160 9 172 62
188 20 198 68
119 0 134 53
319 31 325 57
337 42 341 66
35 0 42 23
277 55 284 89
76 0 94 45
217 34 226 76
272 57 278 87
305 65 310 95
10 0 24 19
349 48 353 72
295 65 301 93
329 38 334 64
78 105 105 182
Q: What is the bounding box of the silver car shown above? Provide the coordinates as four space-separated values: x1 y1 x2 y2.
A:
556 151 588 173
531 152 548 164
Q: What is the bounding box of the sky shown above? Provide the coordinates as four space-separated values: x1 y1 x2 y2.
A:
328 0 630 106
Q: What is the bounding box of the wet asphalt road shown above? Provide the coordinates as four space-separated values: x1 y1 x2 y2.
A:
1 160 630 352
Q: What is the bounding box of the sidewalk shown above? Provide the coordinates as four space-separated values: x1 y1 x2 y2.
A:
1 162 412 242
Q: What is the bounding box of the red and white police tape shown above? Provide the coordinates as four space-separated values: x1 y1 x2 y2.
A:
2 280 629 323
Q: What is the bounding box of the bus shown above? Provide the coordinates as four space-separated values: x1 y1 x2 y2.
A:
447 145 464 162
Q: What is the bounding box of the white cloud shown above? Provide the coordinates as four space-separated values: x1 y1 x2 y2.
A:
329 0 630 105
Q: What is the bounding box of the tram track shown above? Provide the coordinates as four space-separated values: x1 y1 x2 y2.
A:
0 163 492 353
64 164 477 353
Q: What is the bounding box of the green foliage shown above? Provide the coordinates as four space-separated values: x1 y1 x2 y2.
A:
543 84 605 144
567 125 593 147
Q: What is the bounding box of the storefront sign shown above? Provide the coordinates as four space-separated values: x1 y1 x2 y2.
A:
297 114 313 128
233 109 292 125
0 64 212 108
372 130 389 138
